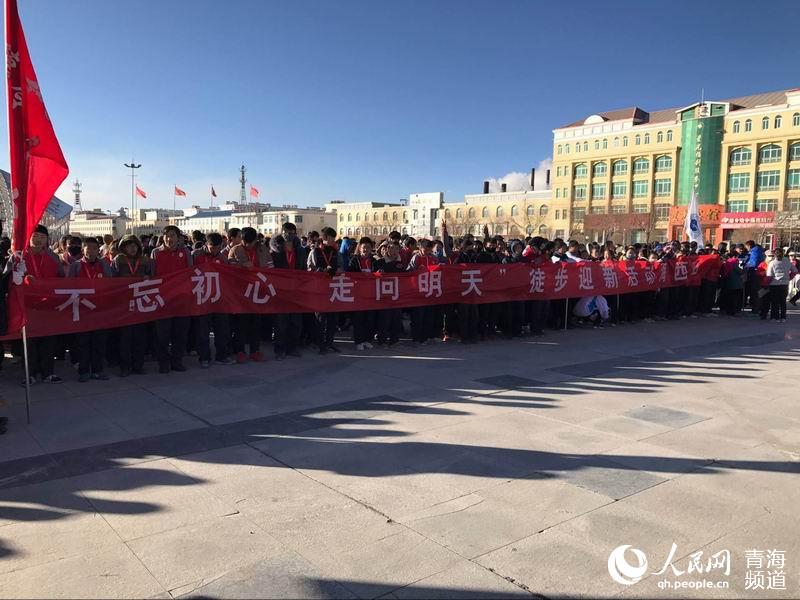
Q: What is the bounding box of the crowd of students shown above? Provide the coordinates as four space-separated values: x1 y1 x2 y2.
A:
0 221 797 391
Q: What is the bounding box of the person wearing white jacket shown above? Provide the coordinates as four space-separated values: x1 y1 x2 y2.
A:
766 248 798 322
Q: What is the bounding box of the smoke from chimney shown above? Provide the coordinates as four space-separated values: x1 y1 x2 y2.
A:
484 158 553 193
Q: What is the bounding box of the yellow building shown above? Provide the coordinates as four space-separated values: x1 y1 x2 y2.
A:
325 201 407 238
552 87 800 246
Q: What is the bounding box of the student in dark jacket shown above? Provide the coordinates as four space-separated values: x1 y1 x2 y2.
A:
192 232 236 368
229 226 272 363
114 234 152 376
347 237 377 350
307 226 341 354
68 237 114 381
270 226 307 360
374 241 403 346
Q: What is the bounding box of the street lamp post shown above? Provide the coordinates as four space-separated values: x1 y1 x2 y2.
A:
124 159 142 226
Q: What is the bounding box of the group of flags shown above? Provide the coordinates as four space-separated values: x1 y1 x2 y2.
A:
133 184 260 201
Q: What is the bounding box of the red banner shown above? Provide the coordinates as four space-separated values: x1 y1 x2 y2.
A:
4 256 720 339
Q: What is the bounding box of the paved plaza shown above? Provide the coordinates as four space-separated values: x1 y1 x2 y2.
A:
0 314 798 599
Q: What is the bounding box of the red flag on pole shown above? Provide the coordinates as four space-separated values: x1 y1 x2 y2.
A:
5 0 69 250
211 186 217 198
135 185 147 199
250 185 259 198
174 185 186 197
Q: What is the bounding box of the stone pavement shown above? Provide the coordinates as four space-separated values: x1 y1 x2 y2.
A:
0 313 798 599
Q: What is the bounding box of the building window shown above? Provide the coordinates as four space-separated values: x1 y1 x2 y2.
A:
573 185 587 199
392 211 398 221
612 160 628 176
575 142 580 152
538 224 548 236
611 205 625 214
654 204 670 220
555 229 565 238
572 207 586 220
755 198 777 212
383 212 388 221
790 199 800 211
657 131 664 143
655 155 673 172
614 137 619 148
496 206 504 217
775 115 782 128
644 133 651 144
591 183 606 200
757 170 780 191
591 206 606 214
594 140 600 150
464 207 473 219
539 205 548 217
635 134 641 145
554 209 560 220
794 113 800 127
482 207 489 218
728 172 750 193
574 163 588 178
583 141 588 152
602 139 608 149
623 136 628 147
761 116 769 130
759 144 782 163
592 162 607 177
787 169 800 190
403 211 407 221
525 205 533 216
612 182 627 199
565 144 570 154
633 158 650 174
510 205 518 216
632 204 649 213
355 213 360 222
633 180 649 198
295 215 303 223
730 146 752 166
654 179 672 197
745 119 752 132
666 130 673 142
347 213 352 222
455 208 462 218
725 200 747 212
732 121 740 133
557 145 562 155
790 142 800 161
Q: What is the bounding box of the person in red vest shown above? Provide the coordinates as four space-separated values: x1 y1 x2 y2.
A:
67 237 113 382
113 235 152 376
8 225 65 384
151 225 193 373
192 232 235 368
229 226 272 363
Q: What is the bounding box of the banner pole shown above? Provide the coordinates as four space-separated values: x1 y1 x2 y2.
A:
21 324 32 424
616 294 620 323
563 299 568 331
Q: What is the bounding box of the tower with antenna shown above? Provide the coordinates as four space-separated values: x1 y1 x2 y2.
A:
239 164 247 206
72 179 83 212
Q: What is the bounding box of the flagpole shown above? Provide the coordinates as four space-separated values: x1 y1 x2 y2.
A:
21 325 32 424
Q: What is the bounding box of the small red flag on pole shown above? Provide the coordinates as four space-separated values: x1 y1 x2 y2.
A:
174 185 186 197
5 0 69 250
135 185 147 199
250 185 259 198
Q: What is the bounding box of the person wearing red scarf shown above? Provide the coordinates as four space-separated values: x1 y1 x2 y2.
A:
269 222 307 360
10 225 65 384
67 237 113 381
347 237 378 350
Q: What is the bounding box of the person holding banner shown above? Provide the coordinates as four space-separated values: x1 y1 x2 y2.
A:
347 237 378 351
308 227 342 354
68 237 113 381
114 234 152 376
192 232 235 368
270 222 307 360
230 226 273 363
151 226 193 373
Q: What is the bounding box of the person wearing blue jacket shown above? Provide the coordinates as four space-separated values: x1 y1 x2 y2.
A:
744 240 765 313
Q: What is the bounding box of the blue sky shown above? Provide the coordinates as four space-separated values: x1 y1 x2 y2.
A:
5 0 800 211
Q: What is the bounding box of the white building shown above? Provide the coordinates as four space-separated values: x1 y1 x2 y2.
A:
261 207 337 236
324 201 405 237
407 192 444 238
70 209 129 238
130 208 183 236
